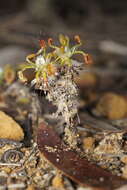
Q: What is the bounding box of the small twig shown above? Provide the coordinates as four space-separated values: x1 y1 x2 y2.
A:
0 162 22 167
0 183 26 189
8 183 26 189
22 143 38 165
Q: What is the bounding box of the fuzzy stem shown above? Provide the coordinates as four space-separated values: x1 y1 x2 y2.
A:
46 67 79 148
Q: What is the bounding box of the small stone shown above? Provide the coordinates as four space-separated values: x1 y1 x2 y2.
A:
121 156 127 164
94 133 122 155
95 93 127 119
77 187 92 190
82 137 95 151
122 165 127 179
52 174 64 188
3 167 12 174
27 184 35 190
0 111 24 141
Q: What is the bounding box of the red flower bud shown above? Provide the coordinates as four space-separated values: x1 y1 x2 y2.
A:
74 35 81 44
48 38 53 46
84 54 93 65
39 40 46 48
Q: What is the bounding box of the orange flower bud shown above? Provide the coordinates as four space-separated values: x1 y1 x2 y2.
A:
48 38 53 46
39 40 46 48
74 35 81 44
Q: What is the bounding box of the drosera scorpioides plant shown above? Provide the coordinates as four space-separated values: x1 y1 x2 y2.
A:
18 34 93 149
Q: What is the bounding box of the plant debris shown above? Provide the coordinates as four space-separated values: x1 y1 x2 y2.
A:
37 122 127 190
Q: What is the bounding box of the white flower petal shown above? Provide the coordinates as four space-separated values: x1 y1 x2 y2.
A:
36 55 45 66
31 79 37 86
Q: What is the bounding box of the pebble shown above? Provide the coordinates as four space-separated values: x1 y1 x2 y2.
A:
52 174 64 188
82 137 95 151
77 187 93 190
95 92 127 119
0 111 24 141
122 165 127 179
27 184 35 190
121 156 127 164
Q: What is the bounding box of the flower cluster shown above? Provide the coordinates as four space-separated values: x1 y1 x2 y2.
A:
18 34 91 90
